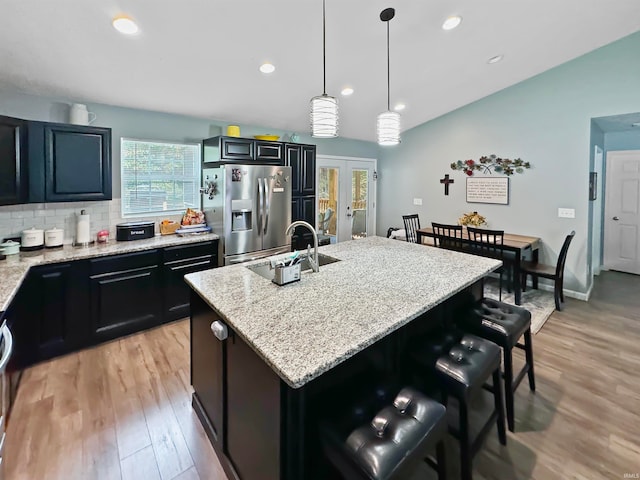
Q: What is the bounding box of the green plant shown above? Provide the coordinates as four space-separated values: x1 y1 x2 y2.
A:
451 154 531 176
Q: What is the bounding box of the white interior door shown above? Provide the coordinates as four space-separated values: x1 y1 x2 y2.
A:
604 150 640 274
316 156 376 243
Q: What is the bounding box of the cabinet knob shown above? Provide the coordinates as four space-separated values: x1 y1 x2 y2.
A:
210 321 228 341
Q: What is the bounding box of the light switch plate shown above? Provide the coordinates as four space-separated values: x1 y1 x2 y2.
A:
413 198 423 206
558 208 575 218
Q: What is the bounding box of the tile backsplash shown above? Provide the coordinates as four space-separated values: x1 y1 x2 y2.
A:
0 199 183 244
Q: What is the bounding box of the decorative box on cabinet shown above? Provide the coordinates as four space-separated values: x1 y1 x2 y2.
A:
0 115 28 206
28 121 112 203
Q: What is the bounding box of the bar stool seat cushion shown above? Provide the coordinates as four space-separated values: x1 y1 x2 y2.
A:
435 335 500 398
344 387 447 480
469 298 531 349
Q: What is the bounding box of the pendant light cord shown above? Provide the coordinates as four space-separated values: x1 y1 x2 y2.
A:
322 0 327 95
386 19 390 111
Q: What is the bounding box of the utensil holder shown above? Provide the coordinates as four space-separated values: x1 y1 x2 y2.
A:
272 263 301 286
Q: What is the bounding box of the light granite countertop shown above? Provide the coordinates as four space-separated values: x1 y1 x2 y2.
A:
0 233 219 314
185 236 502 389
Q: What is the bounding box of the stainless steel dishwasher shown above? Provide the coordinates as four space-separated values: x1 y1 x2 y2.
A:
0 324 13 479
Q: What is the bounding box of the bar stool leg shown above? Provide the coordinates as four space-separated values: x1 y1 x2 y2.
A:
493 368 507 446
524 329 536 391
503 348 515 432
459 399 472 480
435 440 447 480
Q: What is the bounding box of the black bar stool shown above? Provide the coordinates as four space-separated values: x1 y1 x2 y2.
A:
321 386 448 479
412 333 506 480
461 297 535 432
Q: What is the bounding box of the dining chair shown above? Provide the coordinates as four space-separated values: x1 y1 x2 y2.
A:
431 222 464 251
466 227 513 300
318 207 334 234
521 230 575 310
402 214 421 243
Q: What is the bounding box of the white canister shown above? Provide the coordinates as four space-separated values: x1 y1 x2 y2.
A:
45 228 64 248
69 103 97 125
21 227 44 249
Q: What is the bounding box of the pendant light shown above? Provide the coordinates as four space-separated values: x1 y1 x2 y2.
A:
377 7 400 146
310 0 339 138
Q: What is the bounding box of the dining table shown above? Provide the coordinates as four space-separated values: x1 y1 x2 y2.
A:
416 227 542 305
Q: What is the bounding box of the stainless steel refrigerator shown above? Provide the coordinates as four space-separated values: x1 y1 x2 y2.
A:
202 165 292 265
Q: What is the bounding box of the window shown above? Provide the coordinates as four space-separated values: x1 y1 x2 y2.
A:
121 138 201 216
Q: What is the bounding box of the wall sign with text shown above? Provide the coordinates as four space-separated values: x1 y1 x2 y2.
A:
466 177 509 205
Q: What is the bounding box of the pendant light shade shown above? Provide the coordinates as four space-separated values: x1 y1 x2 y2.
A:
310 0 338 138
377 7 400 146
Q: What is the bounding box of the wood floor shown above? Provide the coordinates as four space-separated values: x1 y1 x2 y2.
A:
6 270 640 479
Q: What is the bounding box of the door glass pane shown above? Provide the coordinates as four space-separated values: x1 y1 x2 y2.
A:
318 167 339 242
351 169 368 239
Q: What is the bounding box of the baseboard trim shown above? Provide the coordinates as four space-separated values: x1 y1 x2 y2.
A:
523 280 589 302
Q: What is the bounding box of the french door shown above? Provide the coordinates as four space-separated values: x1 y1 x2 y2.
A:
316 155 376 243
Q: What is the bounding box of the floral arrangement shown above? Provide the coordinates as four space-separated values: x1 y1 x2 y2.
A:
458 211 487 227
451 154 531 176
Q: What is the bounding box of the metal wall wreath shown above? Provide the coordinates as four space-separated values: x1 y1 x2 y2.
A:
451 154 531 176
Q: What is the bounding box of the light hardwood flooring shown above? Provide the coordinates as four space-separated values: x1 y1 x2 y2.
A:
6 270 640 479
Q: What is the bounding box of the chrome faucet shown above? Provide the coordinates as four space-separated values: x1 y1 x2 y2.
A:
285 221 319 272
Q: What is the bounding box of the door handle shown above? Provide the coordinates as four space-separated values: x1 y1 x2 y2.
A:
613 216 620 221
257 178 264 234
263 178 270 234
210 321 228 341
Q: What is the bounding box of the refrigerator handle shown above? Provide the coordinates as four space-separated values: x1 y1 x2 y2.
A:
257 177 264 235
263 177 270 235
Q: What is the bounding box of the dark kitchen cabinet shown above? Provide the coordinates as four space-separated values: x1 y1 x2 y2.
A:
190 291 225 450
7 262 86 368
202 136 283 165
163 241 217 322
28 121 112 203
0 115 28 206
89 250 161 343
285 144 316 196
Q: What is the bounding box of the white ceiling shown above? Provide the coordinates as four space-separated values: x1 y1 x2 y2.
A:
1 1 640 142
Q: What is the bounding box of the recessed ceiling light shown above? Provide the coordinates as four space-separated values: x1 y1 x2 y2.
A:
487 54 504 64
259 63 276 74
442 16 462 30
341 87 354 96
112 15 139 35
394 103 406 111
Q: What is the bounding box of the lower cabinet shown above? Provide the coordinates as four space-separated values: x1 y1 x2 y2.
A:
163 241 217 322
89 250 162 343
9 239 218 369
8 262 86 368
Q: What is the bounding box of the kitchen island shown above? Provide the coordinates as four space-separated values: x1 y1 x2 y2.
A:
185 236 501 480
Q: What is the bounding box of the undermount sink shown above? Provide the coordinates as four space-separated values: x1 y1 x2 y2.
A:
246 253 340 281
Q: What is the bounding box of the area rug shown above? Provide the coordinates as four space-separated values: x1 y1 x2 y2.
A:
483 280 556 334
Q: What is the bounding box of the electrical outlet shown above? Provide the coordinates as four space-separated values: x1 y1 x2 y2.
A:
413 198 423 206
558 208 575 218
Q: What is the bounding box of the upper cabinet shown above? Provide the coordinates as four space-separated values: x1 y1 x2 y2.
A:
285 144 316 196
28 122 112 203
202 136 283 165
0 115 28 206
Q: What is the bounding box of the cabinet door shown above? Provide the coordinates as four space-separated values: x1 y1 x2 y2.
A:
221 137 254 161
164 254 215 322
44 124 112 202
300 145 316 196
89 251 161 342
285 144 302 196
226 330 281 480
190 291 225 450
0 115 28 206
255 141 283 164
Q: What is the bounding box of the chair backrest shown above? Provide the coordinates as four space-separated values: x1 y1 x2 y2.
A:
466 226 505 259
555 231 575 279
319 208 334 232
351 209 367 237
431 222 464 251
402 214 421 243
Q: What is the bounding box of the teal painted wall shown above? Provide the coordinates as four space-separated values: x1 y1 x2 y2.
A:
378 30 640 295
0 90 377 198
604 131 640 151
